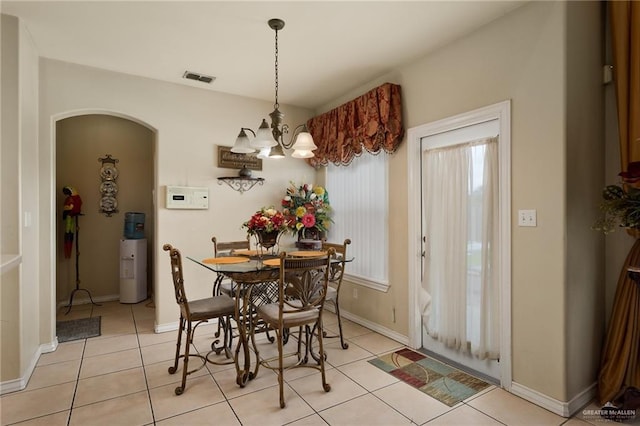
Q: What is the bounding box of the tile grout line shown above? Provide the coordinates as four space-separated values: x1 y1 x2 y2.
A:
131 304 159 425
65 305 92 426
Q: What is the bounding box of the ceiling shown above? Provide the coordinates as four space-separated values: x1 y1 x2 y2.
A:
2 1 526 110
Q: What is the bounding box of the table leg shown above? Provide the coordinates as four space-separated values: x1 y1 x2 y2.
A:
234 286 252 387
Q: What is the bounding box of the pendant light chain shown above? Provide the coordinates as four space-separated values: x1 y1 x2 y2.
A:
274 26 279 110
230 18 316 159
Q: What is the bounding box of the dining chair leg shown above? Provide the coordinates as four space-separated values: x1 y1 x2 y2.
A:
317 318 331 394
175 321 194 396
211 315 234 358
168 316 184 375
334 301 349 349
277 326 286 408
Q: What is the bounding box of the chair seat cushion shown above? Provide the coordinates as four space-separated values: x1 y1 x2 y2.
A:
188 295 235 320
257 303 319 328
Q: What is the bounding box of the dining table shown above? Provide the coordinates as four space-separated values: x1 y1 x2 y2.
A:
188 248 349 387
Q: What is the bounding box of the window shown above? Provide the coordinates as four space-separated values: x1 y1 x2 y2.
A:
327 153 389 291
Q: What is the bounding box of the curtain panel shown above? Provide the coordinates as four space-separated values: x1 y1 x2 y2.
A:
598 0 640 405
611 0 640 171
306 83 404 167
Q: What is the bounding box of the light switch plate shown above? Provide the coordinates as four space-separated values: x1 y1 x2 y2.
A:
518 209 537 227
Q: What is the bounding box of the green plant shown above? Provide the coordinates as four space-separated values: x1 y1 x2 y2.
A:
593 184 640 233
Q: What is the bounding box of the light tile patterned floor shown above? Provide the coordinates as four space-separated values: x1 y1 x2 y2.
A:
0 300 635 425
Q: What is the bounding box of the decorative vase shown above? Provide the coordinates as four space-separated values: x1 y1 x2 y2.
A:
256 230 280 250
296 227 324 250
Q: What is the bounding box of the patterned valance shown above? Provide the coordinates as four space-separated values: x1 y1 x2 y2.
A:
306 83 404 167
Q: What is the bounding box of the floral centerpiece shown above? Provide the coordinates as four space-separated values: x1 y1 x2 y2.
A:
242 206 287 235
242 206 288 250
281 182 333 239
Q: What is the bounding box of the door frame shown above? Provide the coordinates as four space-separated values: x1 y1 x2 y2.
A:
406 100 512 389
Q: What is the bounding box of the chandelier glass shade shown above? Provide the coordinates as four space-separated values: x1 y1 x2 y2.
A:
230 18 316 159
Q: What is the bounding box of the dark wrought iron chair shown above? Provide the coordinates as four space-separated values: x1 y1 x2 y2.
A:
256 249 335 408
212 235 278 345
163 243 235 395
321 239 351 349
211 235 251 296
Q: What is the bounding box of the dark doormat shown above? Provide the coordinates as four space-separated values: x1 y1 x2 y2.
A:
56 316 101 343
368 347 491 406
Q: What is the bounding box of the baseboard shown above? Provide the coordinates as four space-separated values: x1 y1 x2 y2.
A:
0 340 57 395
155 320 179 334
511 380 597 418
56 293 120 310
338 308 409 346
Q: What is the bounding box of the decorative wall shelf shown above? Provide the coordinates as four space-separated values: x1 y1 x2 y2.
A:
217 166 264 194
217 176 265 194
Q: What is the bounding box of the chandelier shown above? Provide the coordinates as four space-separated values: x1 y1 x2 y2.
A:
231 18 317 159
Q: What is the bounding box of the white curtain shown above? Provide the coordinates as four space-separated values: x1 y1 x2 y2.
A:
422 136 499 360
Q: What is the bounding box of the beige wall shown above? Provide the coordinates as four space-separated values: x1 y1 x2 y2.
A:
56 115 154 303
317 1 603 404
1 0 610 409
565 1 605 399
39 59 318 330
1 14 21 382
1 13 41 384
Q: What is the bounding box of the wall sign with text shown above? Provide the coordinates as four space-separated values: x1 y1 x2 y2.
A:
217 146 262 171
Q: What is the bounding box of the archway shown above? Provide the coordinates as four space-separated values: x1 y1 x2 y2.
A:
55 113 156 312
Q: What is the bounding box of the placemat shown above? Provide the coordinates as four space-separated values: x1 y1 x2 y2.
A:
287 250 327 257
262 258 281 266
202 256 250 264
233 249 259 256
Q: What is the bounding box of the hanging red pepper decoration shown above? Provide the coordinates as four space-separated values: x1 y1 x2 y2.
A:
62 186 82 259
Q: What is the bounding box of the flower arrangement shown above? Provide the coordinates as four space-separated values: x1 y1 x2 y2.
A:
281 182 333 236
242 206 287 236
593 184 640 234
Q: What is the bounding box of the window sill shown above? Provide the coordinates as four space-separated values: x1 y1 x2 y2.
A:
344 273 389 292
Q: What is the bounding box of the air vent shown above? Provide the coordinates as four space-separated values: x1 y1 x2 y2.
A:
182 71 215 84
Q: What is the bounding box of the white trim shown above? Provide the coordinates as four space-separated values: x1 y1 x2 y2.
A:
56 294 120 310
511 381 597 418
41 339 58 354
407 100 512 388
155 320 179 334
339 309 409 346
344 274 389 292
0 341 55 395
0 254 22 274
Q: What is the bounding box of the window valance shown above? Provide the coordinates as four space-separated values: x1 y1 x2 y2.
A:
306 83 404 167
